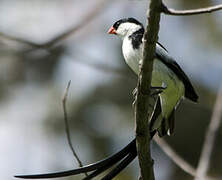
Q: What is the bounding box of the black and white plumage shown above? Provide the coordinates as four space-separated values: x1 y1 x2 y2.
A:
110 17 197 136
15 18 198 180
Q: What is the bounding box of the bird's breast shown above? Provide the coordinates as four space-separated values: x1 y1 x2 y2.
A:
122 37 141 74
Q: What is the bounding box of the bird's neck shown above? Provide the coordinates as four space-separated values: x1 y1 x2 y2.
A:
122 37 143 75
127 28 144 50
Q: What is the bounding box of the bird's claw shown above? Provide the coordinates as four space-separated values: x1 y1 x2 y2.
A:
150 82 167 96
132 82 167 107
132 88 138 108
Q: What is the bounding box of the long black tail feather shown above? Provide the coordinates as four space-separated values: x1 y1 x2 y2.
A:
84 141 137 180
101 149 137 180
100 131 156 180
15 139 136 179
82 140 135 180
15 131 156 179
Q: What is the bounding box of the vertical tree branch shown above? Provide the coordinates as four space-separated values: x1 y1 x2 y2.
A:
135 0 162 179
195 85 222 180
62 80 88 177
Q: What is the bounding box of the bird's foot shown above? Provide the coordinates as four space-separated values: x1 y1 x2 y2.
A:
132 82 167 108
132 87 138 108
150 82 167 96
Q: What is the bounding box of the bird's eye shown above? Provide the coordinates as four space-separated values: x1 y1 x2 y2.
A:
113 20 124 29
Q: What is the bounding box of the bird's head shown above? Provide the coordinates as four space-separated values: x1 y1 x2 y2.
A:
108 18 143 39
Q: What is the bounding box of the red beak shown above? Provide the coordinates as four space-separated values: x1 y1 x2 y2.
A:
107 26 117 34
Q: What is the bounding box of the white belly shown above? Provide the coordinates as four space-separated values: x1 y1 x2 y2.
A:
122 38 185 118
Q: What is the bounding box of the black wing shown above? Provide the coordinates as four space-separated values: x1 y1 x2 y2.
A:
155 44 198 102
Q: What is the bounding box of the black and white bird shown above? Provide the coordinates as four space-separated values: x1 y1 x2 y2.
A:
15 18 198 180
108 17 198 136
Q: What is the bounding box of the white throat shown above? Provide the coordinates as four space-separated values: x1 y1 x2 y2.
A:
122 36 142 74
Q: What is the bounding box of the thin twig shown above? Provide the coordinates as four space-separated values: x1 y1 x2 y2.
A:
0 32 41 48
40 0 109 49
154 137 196 176
0 0 110 50
154 137 218 180
195 85 222 180
62 80 88 177
161 3 222 16
135 0 162 179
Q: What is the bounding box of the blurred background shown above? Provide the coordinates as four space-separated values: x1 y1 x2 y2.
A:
0 0 222 179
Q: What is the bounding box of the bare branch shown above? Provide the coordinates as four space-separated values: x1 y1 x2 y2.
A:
195 85 222 180
0 0 110 50
154 137 218 180
40 0 109 49
154 137 196 176
161 3 222 16
62 80 88 177
0 32 41 48
135 0 162 179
